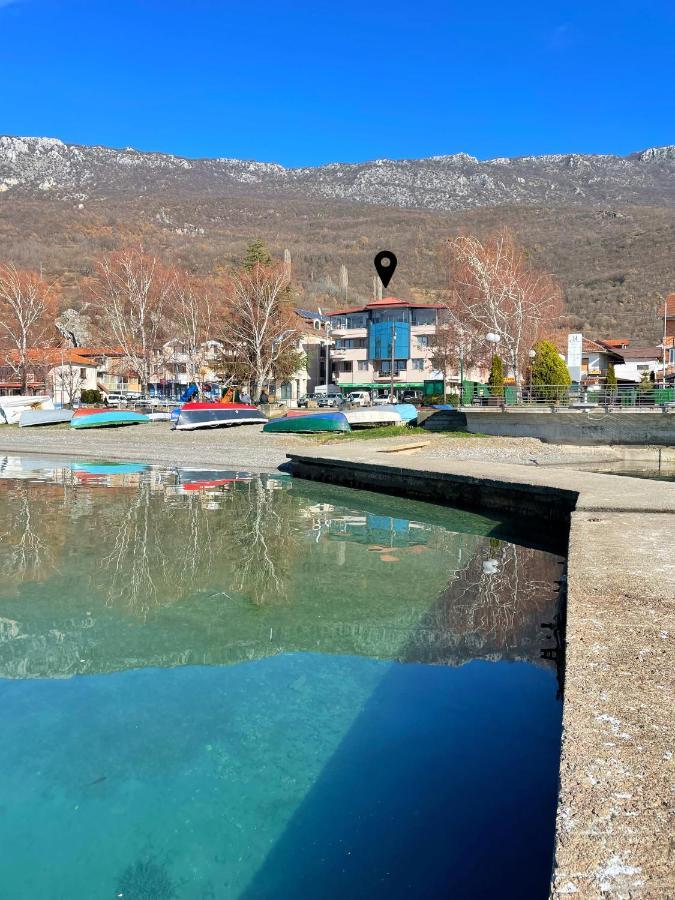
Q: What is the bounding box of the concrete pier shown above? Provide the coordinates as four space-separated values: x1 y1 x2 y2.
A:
286 446 675 899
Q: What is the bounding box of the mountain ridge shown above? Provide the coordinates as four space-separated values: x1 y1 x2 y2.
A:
2 135 675 211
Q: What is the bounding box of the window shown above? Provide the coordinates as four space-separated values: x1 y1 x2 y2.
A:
371 309 409 324
331 313 367 329
334 338 366 350
379 360 407 375
417 335 430 348
80 368 87 379
412 358 424 370
412 308 436 326
357 360 368 372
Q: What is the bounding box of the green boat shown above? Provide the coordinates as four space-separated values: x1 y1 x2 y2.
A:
70 409 150 429
263 411 351 434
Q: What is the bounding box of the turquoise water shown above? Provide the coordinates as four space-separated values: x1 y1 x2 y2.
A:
0 456 564 899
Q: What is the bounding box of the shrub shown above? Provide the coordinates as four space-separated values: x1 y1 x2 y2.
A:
80 389 102 405
530 340 571 401
488 354 504 397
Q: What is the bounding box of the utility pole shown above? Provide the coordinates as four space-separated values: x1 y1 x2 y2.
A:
324 324 331 394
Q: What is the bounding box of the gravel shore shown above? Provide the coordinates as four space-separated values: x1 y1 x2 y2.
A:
0 421 622 472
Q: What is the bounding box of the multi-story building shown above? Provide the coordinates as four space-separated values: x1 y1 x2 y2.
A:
325 297 443 396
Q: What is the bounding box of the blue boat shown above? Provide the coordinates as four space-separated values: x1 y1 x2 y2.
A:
70 409 149 429
72 463 150 476
387 403 418 423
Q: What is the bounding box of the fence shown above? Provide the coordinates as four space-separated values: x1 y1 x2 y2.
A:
464 383 675 409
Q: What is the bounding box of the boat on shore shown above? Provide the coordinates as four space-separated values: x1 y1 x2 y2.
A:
0 395 54 425
387 403 418 423
70 408 149 429
173 402 267 431
19 408 73 427
263 412 351 434
343 407 402 428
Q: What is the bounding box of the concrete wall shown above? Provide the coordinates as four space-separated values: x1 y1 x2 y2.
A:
464 409 675 446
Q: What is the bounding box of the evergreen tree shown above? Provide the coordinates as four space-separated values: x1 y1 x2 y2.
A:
606 362 618 394
639 369 654 397
243 239 271 271
530 340 571 400
488 354 504 396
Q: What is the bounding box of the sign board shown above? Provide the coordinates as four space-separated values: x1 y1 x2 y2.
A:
567 333 582 383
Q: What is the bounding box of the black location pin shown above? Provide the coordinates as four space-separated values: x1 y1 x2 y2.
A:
374 250 397 289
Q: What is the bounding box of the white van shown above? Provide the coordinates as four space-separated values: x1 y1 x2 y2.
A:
347 390 372 407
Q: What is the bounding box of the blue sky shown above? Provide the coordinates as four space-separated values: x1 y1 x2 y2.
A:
1 0 673 166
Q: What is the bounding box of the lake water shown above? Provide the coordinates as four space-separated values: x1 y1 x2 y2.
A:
0 455 565 899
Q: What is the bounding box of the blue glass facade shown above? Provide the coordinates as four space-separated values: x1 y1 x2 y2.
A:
368 321 411 361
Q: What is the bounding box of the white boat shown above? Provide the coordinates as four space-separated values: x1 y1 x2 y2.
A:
0 395 54 425
147 411 172 422
19 408 73 427
343 407 403 428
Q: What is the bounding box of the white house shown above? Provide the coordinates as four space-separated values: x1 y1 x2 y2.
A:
612 345 663 383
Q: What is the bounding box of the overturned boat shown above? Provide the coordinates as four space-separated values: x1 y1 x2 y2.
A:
19 408 73 427
343 407 402 428
263 411 351 434
0 395 55 425
172 402 267 431
70 408 150 429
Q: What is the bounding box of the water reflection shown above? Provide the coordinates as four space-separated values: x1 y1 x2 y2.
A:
0 455 563 682
0 455 565 899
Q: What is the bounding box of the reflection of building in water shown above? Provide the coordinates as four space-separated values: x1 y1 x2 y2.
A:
302 506 431 549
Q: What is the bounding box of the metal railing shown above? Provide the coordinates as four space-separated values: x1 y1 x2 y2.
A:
464 384 675 409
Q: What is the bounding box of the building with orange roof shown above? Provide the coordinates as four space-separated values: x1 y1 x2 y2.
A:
324 297 478 397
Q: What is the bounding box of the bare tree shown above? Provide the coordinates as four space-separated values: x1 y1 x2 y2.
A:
442 229 563 384
90 246 172 394
220 261 299 400
0 264 58 392
167 271 215 391
430 310 489 395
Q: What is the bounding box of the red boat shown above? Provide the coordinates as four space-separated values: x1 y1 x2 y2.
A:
172 402 268 431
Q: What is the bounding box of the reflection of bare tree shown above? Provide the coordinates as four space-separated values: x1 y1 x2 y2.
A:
0 486 62 584
403 540 562 665
228 477 303 606
100 480 163 616
95 475 303 614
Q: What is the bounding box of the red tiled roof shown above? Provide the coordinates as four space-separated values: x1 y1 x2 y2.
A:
1 348 96 367
661 293 675 317
73 347 127 357
581 337 619 354
327 297 443 316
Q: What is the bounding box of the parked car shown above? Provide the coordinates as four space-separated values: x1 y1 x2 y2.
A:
402 390 423 404
346 390 371 407
104 392 128 407
317 394 344 408
297 394 314 408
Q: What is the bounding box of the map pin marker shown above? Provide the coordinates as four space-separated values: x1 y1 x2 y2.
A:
374 250 397 289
